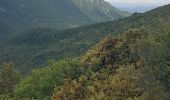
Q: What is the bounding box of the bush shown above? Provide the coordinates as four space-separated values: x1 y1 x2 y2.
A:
14 58 84 99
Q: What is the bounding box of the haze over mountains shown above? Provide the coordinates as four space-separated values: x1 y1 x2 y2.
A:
0 0 129 40
0 4 169 72
119 6 158 13
105 0 170 12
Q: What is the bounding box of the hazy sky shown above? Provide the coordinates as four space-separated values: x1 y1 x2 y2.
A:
104 0 170 7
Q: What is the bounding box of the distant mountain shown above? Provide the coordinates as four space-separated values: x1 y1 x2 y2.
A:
0 3 169 73
0 0 129 40
72 0 130 21
119 5 158 13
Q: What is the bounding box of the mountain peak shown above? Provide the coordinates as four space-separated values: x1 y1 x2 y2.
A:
72 0 130 22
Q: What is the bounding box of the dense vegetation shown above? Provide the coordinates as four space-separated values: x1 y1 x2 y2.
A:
0 4 169 72
0 27 169 99
0 63 21 98
0 4 169 100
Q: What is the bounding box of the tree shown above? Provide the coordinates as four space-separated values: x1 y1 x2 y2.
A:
14 58 84 99
0 63 22 96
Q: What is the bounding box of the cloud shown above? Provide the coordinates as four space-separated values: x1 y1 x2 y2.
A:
104 0 170 7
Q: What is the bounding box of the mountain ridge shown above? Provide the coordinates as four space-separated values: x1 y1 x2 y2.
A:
0 4 169 72
0 0 129 40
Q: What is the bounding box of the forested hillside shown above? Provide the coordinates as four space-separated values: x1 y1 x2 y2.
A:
0 27 169 99
0 4 170 100
0 4 169 72
0 0 129 40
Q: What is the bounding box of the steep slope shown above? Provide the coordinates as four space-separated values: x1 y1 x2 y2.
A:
0 0 129 40
72 0 129 22
12 28 170 99
0 0 91 39
0 4 169 72
51 29 170 100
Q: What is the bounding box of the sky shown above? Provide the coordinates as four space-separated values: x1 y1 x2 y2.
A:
104 0 170 12
104 0 170 7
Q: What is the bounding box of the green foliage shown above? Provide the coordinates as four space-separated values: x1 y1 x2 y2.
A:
0 94 12 100
3 28 168 99
82 28 149 73
1 4 170 72
0 4 170 100
0 63 22 96
82 36 130 72
137 31 170 92
52 28 170 100
2 27 169 100
52 76 89 100
52 64 168 100
14 58 84 99
122 28 149 43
